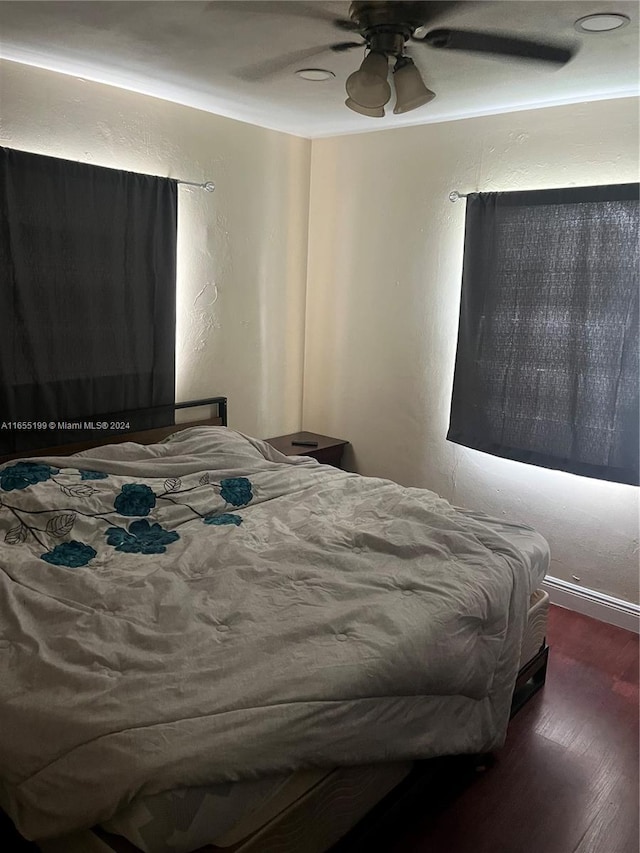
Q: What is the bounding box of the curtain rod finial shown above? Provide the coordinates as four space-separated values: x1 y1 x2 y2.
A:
177 179 215 191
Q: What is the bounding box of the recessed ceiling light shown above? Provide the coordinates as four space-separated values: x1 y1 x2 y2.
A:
574 13 630 32
295 68 335 81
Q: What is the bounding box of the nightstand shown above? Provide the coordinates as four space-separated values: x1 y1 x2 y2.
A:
265 431 349 469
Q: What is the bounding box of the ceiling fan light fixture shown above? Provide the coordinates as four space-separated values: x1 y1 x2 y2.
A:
345 50 391 108
345 70 392 108
345 98 385 117
392 57 435 115
356 49 390 80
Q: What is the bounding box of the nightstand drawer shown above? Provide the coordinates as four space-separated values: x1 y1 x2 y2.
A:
265 432 349 469
308 444 346 466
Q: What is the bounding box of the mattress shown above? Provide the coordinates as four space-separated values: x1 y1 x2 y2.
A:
99 514 550 853
99 763 414 853
453 508 550 597
519 588 549 669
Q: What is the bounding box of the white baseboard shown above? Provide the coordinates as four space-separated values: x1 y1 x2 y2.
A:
543 575 640 633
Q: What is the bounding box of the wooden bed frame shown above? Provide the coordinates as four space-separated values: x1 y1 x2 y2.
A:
0 399 549 853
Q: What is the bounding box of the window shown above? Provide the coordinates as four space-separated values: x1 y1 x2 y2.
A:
0 147 177 456
447 184 639 486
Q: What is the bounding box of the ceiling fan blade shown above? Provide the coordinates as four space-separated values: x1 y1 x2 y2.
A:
235 42 357 81
422 28 575 65
410 0 468 32
210 2 358 31
330 41 364 52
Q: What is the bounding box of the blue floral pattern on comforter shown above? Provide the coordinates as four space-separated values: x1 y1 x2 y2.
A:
0 459 253 567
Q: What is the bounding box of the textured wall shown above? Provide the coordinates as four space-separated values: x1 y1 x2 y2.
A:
304 98 639 604
0 60 311 439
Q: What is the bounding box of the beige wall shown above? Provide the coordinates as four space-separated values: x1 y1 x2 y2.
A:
304 98 639 604
0 60 311 439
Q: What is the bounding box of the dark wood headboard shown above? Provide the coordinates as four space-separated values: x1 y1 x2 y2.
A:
0 397 227 463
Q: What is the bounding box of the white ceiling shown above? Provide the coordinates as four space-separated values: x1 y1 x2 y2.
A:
1 1 638 138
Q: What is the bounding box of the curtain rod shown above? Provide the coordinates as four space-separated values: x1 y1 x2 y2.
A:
177 180 215 192
449 190 469 202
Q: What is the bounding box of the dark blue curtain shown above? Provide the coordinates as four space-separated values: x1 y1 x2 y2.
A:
448 183 639 486
0 147 177 456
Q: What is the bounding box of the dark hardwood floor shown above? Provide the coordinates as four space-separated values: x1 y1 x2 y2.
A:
2 605 638 853
383 605 639 853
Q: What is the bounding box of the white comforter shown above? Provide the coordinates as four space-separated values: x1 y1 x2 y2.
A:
0 427 546 840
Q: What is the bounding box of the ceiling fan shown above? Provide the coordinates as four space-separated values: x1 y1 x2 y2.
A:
227 1 576 117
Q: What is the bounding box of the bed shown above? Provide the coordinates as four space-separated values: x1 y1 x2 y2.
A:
0 405 550 853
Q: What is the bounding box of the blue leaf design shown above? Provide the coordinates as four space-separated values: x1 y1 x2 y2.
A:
203 513 243 526
41 541 97 567
79 470 108 480
114 484 157 516
219 477 253 507
105 519 179 554
1 462 59 491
